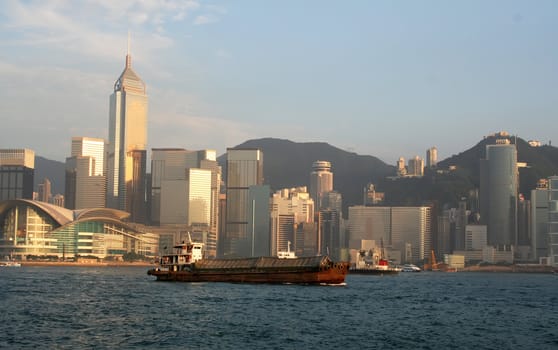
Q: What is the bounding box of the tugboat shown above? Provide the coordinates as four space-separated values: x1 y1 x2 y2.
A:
147 237 349 285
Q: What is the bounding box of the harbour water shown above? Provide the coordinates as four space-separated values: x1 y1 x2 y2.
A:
1 266 557 349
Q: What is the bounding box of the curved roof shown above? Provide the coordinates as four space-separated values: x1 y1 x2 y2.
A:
114 54 146 94
0 200 132 227
0 199 74 226
74 208 130 221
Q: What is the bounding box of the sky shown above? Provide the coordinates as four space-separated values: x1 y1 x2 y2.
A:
0 0 557 164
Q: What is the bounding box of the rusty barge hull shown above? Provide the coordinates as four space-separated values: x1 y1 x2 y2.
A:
147 255 349 284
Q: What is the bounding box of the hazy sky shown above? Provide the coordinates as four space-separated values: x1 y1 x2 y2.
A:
1 0 556 164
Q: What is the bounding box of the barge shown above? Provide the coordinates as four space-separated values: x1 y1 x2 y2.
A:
147 240 349 285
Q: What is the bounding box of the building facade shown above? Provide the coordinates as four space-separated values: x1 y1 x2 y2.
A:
65 137 106 209
309 160 333 210
222 148 264 257
548 176 558 266
270 187 314 256
426 146 438 169
106 47 148 223
0 199 158 259
480 143 518 247
0 149 35 201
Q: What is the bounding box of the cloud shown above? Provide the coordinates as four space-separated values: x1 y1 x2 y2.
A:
0 0 205 62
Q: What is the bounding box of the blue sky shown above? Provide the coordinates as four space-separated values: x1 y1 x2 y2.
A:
0 0 556 164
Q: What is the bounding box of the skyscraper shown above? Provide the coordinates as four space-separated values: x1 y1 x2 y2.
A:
0 149 34 201
106 41 148 223
408 156 424 177
37 178 51 203
480 143 518 247
222 148 265 257
426 147 438 169
270 187 314 256
150 148 221 257
309 160 333 210
547 176 558 266
65 137 106 209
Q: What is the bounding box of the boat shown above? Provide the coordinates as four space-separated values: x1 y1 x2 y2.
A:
0 259 21 267
401 264 421 272
350 248 401 275
147 239 349 284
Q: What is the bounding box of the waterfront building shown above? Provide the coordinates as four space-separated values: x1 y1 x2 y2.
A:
480 143 518 247
106 42 148 223
465 224 487 250
150 148 220 257
426 147 438 169
318 209 341 260
0 199 158 259
270 187 314 256
0 149 35 201
348 205 431 264
248 185 271 257
65 137 106 209
391 206 432 264
347 206 391 250
548 176 558 266
222 148 265 257
309 161 333 210
531 180 549 260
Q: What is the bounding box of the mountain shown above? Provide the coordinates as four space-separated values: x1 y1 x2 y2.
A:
34 156 65 195
438 135 558 199
219 138 395 212
33 135 558 213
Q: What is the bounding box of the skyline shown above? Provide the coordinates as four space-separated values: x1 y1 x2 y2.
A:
1 0 557 164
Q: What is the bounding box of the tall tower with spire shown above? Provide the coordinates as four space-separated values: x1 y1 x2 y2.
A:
106 36 148 223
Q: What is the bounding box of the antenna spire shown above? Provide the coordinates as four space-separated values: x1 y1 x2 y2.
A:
126 31 131 68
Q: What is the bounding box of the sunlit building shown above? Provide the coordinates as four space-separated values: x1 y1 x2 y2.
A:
408 156 424 177
309 161 333 210
426 147 438 169
150 148 221 257
106 44 148 223
65 137 106 209
0 199 158 259
0 149 35 201
270 187 314 256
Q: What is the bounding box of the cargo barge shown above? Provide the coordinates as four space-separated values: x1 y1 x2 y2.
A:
147 241 349 285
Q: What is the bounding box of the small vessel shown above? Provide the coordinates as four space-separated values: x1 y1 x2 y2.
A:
0 259 21 267
401 264 421 272
350 248 401 275
147 238 349 284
